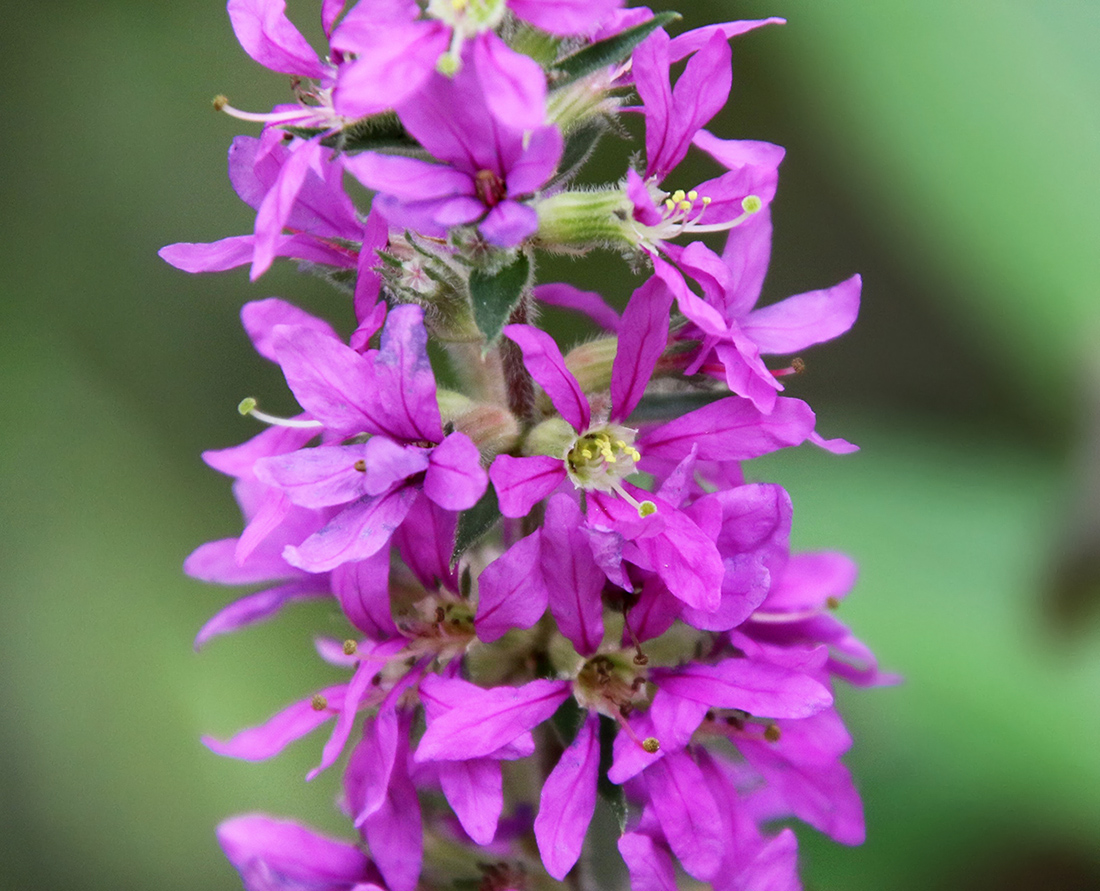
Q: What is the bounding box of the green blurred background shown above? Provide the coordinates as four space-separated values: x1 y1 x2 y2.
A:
2 1 1100 888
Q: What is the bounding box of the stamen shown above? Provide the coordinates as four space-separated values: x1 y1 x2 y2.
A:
238 397 323 429
310 694 328 711
614 710 660 753
343 640 358 655
764 723 781 743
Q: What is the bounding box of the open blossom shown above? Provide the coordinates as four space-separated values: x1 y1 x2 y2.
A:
171 4 888 891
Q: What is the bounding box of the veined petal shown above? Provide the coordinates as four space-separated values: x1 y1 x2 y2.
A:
507 126 564 196
331 550 399 637
415 679 570 761
343 153 474 202
508 0 624 34
645 753 724 880
479 200 539 247
242 298 340 363
542 496 605 656
535 714 601 879
252 139 326 280
611 275 673 422
194 579 330 649
489 454 567 518
369 304 444 443
332 21 446 118
618 831 677 891
284 487 418 572
502 325 590 431
667 17 786 62
218 815 371 886
254 444 372 508
765 551 859 611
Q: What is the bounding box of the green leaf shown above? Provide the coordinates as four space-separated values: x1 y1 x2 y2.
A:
548 119 606 189
469 252 531 346
597 715 628 832
551 11 681 91
451 486 502 567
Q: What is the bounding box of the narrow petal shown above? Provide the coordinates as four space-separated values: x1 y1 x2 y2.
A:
343 152 474 202
506 125 564 195
535 714 600 879
227 0 324 77
252 139 326 280
332 21 445 119
618 831 677 891
203 685 345 760
533 283 621 331
667 18 786 62
362 727 423 891
479 200 539 247
542 496 605 655
194 579 330 649
502 325 590 431
254 444 372 508
744 274 861 354
765 551 858 611
611 275 673 421
369 303 444 443
475 31 548 131
508 0 624 34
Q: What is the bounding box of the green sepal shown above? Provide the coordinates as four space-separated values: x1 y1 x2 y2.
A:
597 714 629 832
451 486 502 567
284 112 418 153
469 252 532 347
550 11 681 91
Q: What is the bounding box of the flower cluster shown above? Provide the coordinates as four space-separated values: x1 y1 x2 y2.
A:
166 2 894 889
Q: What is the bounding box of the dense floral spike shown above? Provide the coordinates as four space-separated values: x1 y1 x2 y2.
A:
169 3 889 890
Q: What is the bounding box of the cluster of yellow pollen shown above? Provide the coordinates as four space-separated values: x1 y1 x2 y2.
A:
565 427 656 517
663 188 711 218
572 431 641 468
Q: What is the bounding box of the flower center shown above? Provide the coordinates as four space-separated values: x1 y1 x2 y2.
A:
565 426 656 517
630 179 763 251
428 0 508 74
474 169 508 207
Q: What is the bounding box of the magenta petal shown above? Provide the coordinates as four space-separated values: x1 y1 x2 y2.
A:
344 152 474 202
227 0 325 77
311 656 381 779
361 731 423 891
535 714 600 879
507 125 563 195
254 444 371 508
736 828 801 891
489 454 567 518
242 298 340 363
645 753 724 880
203 684 344 760
667 18 786 62
508 0 624 34
479 200 539 247
439 759 503 845
476 532 549 641
766 551 858 611
370 303 445 443
332 21 445 119
744 274 861 354
502 325 590 431
415 679 570 761
424 432 488 511
640 396 815 464
331 550 399 637
618 831 677 891
692 130 787 173
285 487 418 572
654 658 833 719
533 283 621 331
611 275 673 421
158 237 255 273
346 707 399 824
218 815 371 886
475 31 548 131
542 496 605 656
194 579 330 649
252 139 325 280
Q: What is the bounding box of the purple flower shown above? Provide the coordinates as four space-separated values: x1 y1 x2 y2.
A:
344 65 562 247
253 304 487 572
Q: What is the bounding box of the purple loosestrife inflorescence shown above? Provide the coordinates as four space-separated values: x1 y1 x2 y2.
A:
166 3 895 890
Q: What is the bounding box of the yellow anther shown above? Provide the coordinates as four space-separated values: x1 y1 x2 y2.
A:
687 190 698 201
238 397 257 416
678 200 692 212
664 198 675 211
671 189 686 203
581 447 593 459
212 94 229 111
452 0 468 9
642 737 660 753
742 195 762 214
638 500 657 518
701 196 712 205
764 723 782 743
436 51 460 76
343 639 358 655
310 694 328 711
